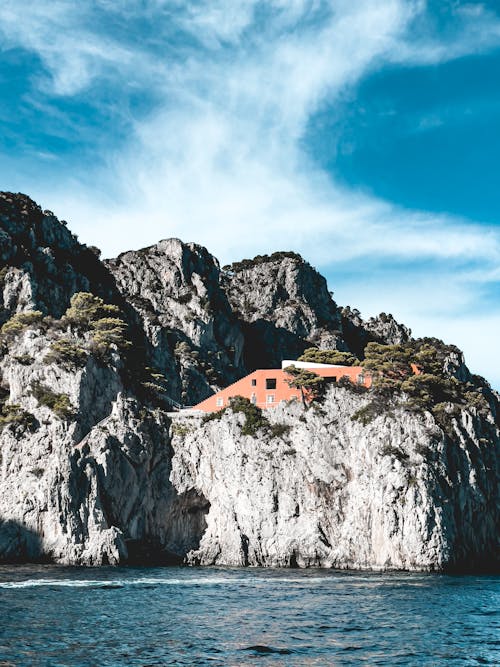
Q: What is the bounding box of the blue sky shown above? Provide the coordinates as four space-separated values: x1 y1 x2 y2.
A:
0 0 499 387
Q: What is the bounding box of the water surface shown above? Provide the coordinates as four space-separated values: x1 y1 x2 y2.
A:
0 566 498 665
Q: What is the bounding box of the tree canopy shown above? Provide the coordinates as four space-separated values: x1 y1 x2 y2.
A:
283 366 326 406
298 348 360 366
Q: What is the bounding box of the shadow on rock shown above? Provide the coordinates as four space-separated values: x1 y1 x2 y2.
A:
0 518 52 564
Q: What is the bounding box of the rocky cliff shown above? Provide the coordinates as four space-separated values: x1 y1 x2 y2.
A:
0 193 498 570
171 390 499 570
106 239 245 405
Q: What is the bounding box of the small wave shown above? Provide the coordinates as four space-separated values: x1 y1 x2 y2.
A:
0 575 338 589
0 573 429 590
0 575 294 589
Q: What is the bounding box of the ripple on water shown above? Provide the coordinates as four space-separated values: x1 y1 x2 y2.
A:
0 567 498 666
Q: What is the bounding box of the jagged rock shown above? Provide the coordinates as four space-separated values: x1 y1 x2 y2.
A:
0 343 208 565
341 308 411 359
106 239 245 405
0 192 118 323
0 193 498 570
171 389 499 571
222 253 347 368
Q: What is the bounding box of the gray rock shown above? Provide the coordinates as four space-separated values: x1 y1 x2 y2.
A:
171 389 499 571
0 193 498 570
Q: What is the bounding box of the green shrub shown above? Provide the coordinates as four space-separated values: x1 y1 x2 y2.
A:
45 339 88 368
91 317 130 352
226 251 304 273
229 396 269 435
13 354 34 366
283 366 326 406
174 341 193 357
351 389 393 425
358 339 482 429
63 292 120 328
0 403 37 432
202 395 270 435
269 423 291 438
298 348 360 366
1 311 44 338
401 373 460 410
140 381 167 395
463 390 490 416
337 375 368 394
171 423 192 437
201 409 224 424
351 403 378 425
31 382 75 420
362 342 414 385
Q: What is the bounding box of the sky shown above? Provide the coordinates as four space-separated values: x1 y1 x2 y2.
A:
0 0 499 387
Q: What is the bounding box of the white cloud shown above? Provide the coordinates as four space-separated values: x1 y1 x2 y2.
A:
0 1 160 95
1 0 500 385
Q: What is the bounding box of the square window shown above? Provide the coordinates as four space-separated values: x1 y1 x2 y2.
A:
266 395 275 403
251 378 257 386
265 378 277 390
216 397 224 407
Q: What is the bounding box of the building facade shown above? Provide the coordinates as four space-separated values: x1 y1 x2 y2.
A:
192 361 371 412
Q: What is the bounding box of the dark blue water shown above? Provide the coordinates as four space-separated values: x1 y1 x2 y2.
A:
0 567 498 666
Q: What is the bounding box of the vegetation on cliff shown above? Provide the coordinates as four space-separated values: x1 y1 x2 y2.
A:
298 348 360 366
222 251 304 273
352 339 495 429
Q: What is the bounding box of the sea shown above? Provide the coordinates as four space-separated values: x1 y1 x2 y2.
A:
0 566 498 666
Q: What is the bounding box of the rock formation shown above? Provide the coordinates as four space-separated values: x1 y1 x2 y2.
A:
107 239 245 405
171 391 499 570
0 192 498 570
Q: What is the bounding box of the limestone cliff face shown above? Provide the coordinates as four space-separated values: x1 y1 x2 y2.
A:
222 254 411 368
0 193 498 570
171 390 499 571
341 308 411 359
222 254 346 368
106 239 244 405
0 327 207 565
0 192 117 323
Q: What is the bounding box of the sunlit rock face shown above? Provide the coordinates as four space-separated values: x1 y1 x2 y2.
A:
0 192 118 323
106 239 245 406
0 192 498 570
171 389 499 571
0 325 208 565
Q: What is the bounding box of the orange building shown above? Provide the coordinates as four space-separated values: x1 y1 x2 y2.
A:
193 361 372 412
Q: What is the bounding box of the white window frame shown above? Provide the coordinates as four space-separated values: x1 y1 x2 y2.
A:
216 397 224 407
266 394 275 404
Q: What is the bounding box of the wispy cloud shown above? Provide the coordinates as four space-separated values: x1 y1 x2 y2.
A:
1 0 500 382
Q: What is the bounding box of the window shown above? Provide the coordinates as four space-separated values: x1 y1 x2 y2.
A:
251 378 257 386
251 394 257 404
265 378 277 390
216 397 224 407
266 395 275 403
357 374 365 384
